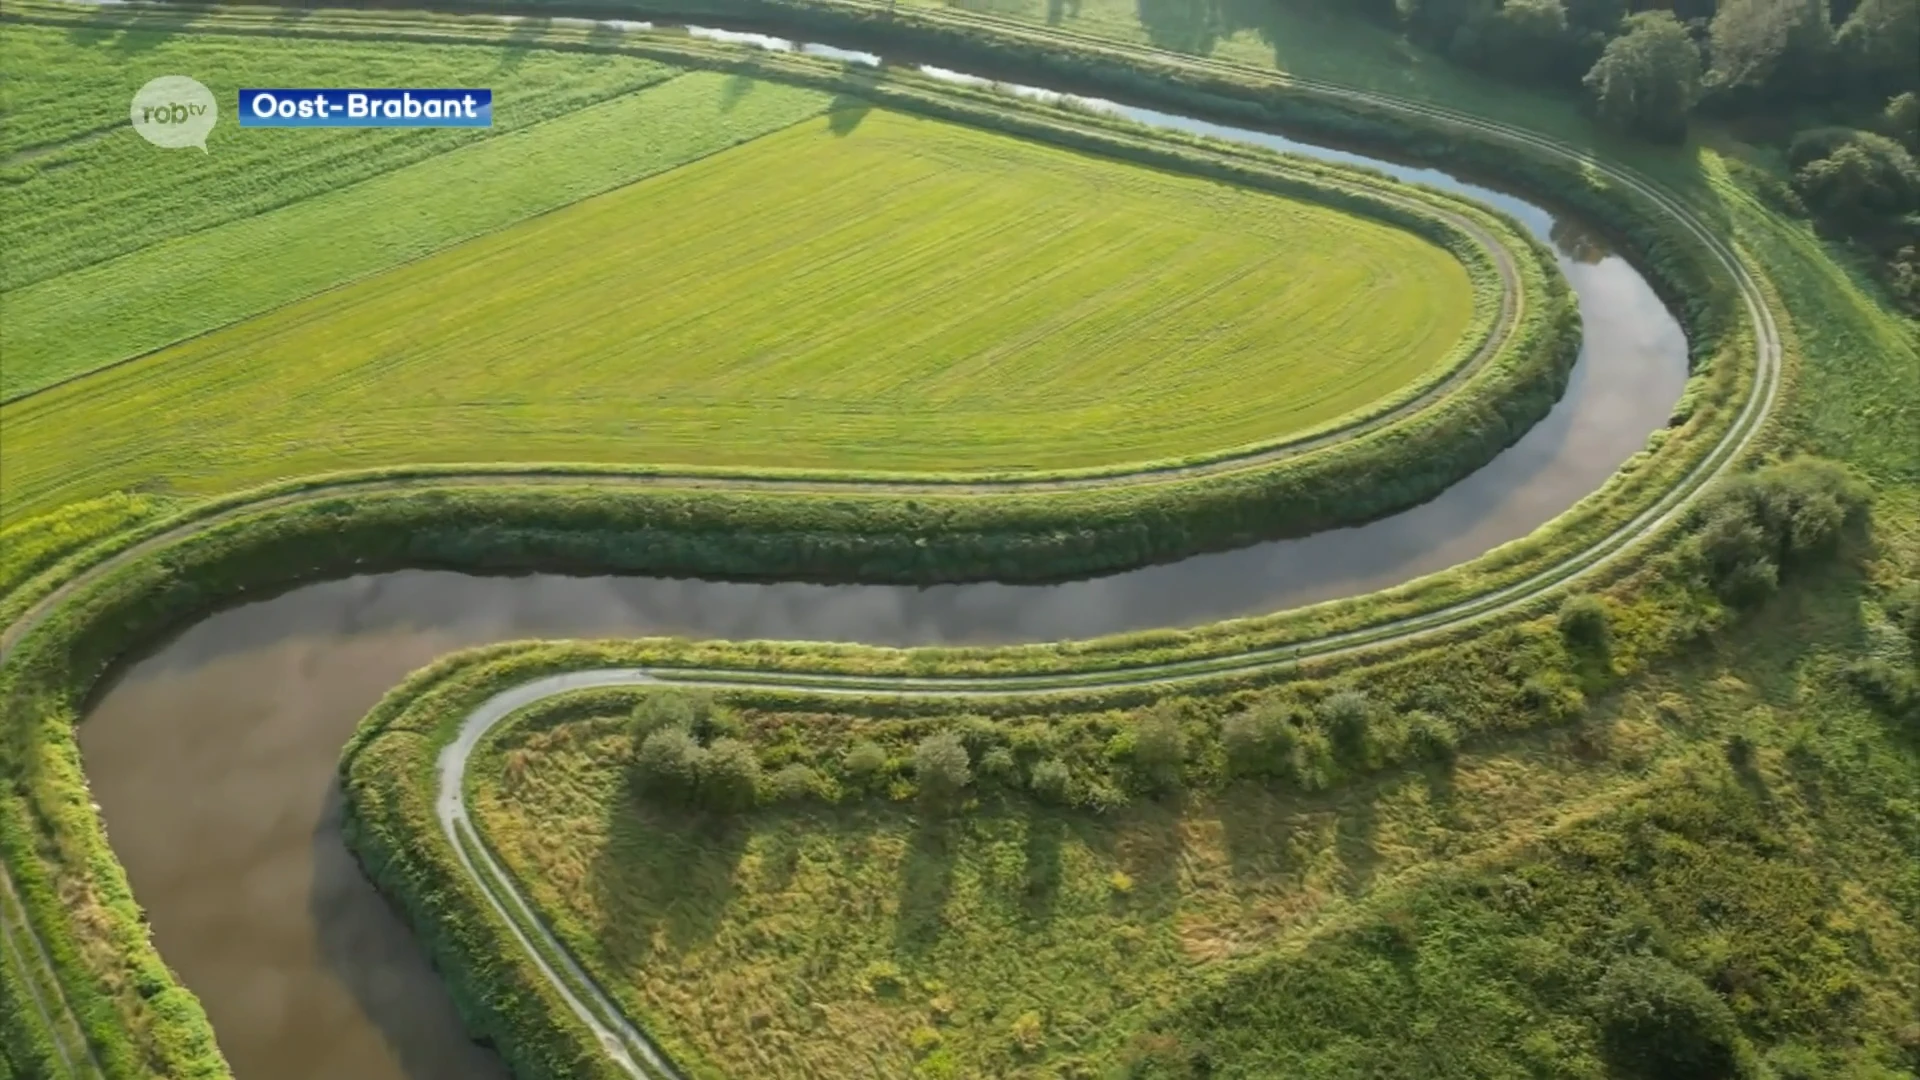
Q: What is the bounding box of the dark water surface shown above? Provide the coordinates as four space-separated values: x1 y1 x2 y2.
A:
79 38 1686 1080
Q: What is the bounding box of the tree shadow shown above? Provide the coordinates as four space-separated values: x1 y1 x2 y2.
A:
1018 806 1068 922
586 780 752 976
62 7 192 56
1104 798 1186 920
720 72 757 113
1045 0 1083 26
892 811 959 956
827 94 874 136
1136 0 1224 56
310 783 512 1080
495 17 551 73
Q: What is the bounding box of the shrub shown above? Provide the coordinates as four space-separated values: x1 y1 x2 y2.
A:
842 740 889 788
978 746 1019 785
1788 128 1920 223
634 726 705 803
630 689 698 740
1405 710 1460 762
1287 728 1338 792
1593 955 1753 1079
1317 690 1373 759
1686 458 1868 605
1131 704 1187 793
1846 658 1917 720
768 762 822 803
1221 701 1296 777
699 737 761 813
1558 593 1612 653
913 732 972 807
1029 758 1073 805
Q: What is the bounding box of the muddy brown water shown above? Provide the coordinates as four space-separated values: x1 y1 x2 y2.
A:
76 50 1686 1080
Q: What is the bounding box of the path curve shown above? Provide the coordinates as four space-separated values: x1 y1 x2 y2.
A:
0 8 1781 1079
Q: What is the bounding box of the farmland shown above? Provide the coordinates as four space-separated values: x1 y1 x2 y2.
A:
0 100 1483 520
3 3 1915 1080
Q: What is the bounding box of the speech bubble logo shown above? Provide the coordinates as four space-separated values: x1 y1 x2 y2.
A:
130 76 217 152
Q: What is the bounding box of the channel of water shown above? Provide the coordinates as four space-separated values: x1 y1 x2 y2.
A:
76 27 1686 1080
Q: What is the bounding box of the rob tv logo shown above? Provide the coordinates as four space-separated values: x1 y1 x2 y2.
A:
130 76 218 152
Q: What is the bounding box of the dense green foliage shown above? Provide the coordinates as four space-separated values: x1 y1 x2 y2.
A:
1582 12 1702 143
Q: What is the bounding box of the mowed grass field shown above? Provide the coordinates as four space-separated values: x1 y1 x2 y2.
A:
0 104 1474 520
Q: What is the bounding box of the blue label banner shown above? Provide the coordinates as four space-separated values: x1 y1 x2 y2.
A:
237 88 492 128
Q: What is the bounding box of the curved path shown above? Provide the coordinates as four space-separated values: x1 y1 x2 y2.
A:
0 8 1780 1080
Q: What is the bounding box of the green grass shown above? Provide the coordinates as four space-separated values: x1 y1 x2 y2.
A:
466 553 1920 1078
0 105 1478 520
0 21 680 295
0 69 835 402
0 492 173 602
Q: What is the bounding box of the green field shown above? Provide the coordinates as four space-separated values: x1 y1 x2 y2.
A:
0 103 1477 520
467 552 1920 1078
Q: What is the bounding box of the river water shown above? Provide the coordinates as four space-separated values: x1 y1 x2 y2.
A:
77 30 1686 1080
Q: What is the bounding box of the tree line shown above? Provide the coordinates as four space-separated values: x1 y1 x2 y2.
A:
1158 0 1916 307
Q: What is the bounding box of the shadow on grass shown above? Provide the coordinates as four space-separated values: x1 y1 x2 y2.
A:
827 94 874 136
893 811 960 955
587 780 751 975
61 7 191 55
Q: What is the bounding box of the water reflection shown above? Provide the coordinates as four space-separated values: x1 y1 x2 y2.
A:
79 39 1686 1080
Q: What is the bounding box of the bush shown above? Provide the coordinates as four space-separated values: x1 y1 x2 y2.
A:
1131 704 1187 793
1593 955 1753 1079
1317 690 1373 759
842 740 889 788
1221 701 1296 777
1287 728 1338 792
699 737 762 813
1558 593 1612 653
1788 128 1920 223
1405 710 1460 762
913 732 972 807
978 746 1018 785
630 689 698 740
1029 758 1073 805
1846 658 1917 720
768 762 822 803
634 726 705 803
1686 458 1869 605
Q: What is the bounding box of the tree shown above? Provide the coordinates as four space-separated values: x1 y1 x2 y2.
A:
1836 0 1920 101
1583 12 1703 142
1028 758 1073 805
1593 955 1753 1078
634 727 705 803
1131 705 1187 793
1886 91 1920 151
841 740 889 789
913 732 972 807
698 737 762 813
1222 701 1297 777
1456 0 1579 86
1557 593 1612 653
1707 0 1836 104
630 689 698 740
1791 128 1920 222
1317 690 1374 759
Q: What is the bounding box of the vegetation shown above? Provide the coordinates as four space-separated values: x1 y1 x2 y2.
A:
454 481 1910 1076
1 59 834 400
1 103 1505 517
0 23 683 283
0 2 1911 1076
